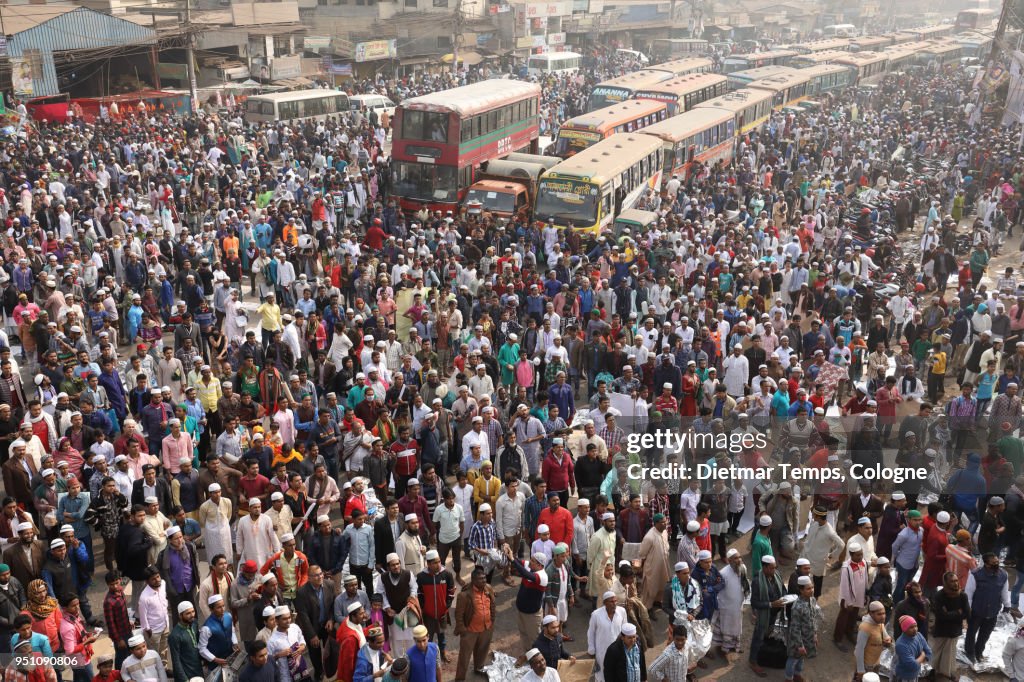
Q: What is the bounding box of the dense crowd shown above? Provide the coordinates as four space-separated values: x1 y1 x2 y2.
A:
1 50 1024 682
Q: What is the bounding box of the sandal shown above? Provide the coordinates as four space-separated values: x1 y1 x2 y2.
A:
749 663 768 678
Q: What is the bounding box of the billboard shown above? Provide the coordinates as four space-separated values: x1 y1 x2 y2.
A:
354 39 397 63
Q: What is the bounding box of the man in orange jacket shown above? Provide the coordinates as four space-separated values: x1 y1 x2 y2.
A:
259 533 308 600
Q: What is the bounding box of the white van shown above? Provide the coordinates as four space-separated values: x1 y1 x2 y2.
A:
349 94 396 120
527 51 583 77
616 48 650 65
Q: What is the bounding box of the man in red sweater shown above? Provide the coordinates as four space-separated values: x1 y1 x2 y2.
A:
535 492 574 547
541 438 576 508
919 510 951 599
363 219 386 251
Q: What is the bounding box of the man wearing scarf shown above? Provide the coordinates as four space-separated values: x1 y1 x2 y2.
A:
601 622 646 682
335 602 367 681
663 562 701 624
834 543 868 650
378 553 418 655
157 526 199 623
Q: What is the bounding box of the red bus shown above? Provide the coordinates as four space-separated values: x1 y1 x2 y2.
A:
391 79 541 215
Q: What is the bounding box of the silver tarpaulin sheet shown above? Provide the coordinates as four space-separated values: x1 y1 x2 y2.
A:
955 611 1016 675
484 651 529 681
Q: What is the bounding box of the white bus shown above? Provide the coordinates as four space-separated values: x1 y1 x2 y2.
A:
823 24 858 38
527 51 583 77
245 89 350 123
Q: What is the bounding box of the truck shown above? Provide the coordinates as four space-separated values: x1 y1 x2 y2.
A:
465 153 558 221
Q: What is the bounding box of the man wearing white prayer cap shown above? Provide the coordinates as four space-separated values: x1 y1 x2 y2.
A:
124 632 164 682
749 554 786 676
168 599 204 681
196 480 233 568
601 621 646 681
586 587 627 682
588 508 618 589
236 490 281 568
713 545 747 655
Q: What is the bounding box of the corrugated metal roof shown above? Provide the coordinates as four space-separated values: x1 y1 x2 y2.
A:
7 6 156 54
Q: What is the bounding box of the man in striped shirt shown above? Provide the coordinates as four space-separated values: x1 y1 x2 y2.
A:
597 412 625 460
467 503 498 582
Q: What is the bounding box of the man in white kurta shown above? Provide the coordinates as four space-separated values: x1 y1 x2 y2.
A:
266 607 307 682
587 513 618 589
586 592 628 682
638 515 671 609
713 548 746 653
196 483 234 564
236 498 282 568
722 346 750 398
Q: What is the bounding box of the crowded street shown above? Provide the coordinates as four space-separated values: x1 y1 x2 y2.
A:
1 10 1024 682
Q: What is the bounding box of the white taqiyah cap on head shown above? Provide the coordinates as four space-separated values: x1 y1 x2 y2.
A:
404 513 418 522
602 590 616 601
602 512 615 520
621 623 637 636
686 520 700 532
761 555 776 565
542 615 558 626
936 511 951 523
892 492 906 501
796 558 810 566
797 575 813 586
275 606 291 617
538 524 550 534
532 552 547 564
425 550 440 561
165 526 181 537
876 557 889 566
848 542 862 553
59 524 74 535
478 503 491 513
697 550 712 560
262 606 275 618
862 674 881 682
271 492 284 501
207 594 223 606
726 548 740 558
208 483 221 492
759 515 772 527
317 515 331 524
128 635 145 648
177 601 194 615
16 522 32 532
347 602 364 614
50 539 65 549
675 562 689 572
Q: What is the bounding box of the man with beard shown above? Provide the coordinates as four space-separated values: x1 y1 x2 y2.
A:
157 526 200 623
378 552 417 655
0 562 26 652
168 601 204 682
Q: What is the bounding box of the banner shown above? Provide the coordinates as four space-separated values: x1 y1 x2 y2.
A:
11 58 32 97
354 39 397 63
304 36 331 50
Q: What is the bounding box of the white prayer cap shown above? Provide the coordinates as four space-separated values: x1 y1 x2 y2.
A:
59 524 74 535
165 526 181 538
425 550 440 561
862 674 881 682
797 575 812 586
261 573 277 584
50 539 65 549
207 594 224 606
686 520 700 532
404 513 418 522
41 468 55 478
891 491 906 501
275 606 291 617
936 511 951 523
538 524 550 534
601 512 615 520
759 515 772 527
177 601 194 615
726 548 740 559
317 515 331 524
179 456 192 465
697 550 712 560
386 553 400 564
271 492 284 501
248 498 262 507
16 522 32 532
407 478 420 487
761 555 777 565
347 602 364 614
621 623 637 636
602 591 617 602
525 648 542 661
577 499 590 507
478 504 492 513
542 615 558 626
144 496 158 504
848 542 862 553
531 552 547 564
208 483 221 492
281 533 295 543
262 606 275 618
128 635 145 648
796 558 810 567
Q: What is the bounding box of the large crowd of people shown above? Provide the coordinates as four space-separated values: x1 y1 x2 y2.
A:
0 43 1022 682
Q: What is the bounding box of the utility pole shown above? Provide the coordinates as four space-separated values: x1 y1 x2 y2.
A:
451 0 463 75
185 0 198 112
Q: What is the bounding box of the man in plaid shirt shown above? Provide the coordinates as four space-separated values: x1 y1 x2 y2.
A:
103 571 133 667
468 503 499 582
598 412 625 460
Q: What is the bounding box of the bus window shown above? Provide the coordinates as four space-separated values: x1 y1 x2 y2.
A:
402 110 449 142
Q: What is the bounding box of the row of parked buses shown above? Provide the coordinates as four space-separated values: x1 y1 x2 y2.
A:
386 30 985 229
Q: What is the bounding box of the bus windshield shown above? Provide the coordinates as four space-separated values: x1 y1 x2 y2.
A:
553 130 602 157
587 87 629 111
392 162 458 202
465 187 516 213
536 179 599 226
